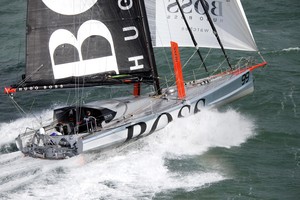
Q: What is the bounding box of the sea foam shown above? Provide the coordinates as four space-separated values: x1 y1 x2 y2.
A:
282 47 300 52
0 108 255 199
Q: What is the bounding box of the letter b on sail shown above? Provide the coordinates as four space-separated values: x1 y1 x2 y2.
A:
42 0 98 15
49 20 119 79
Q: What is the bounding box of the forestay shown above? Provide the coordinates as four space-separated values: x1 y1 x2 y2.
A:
145 0 258 51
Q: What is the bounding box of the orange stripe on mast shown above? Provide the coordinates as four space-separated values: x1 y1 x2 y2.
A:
171 41 186 100
133 83 141 97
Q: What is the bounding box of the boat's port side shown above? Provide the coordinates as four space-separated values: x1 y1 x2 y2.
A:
14 69 256 159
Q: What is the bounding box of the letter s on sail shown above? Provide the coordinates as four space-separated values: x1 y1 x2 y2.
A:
42 0 97 15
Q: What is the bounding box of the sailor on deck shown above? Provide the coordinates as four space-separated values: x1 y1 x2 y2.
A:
84 110 97 132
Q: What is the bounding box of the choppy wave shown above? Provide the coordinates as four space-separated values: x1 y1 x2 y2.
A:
282 47 300 52
0 109 53 151
0 109 255 199
264 47 300 56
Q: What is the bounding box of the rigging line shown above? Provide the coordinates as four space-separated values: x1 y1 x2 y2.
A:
156 5 190 91
159 0 179 91
66 90 71 105
29 98 36 114
182 49 198 69
236 57 242 68
16 40 23 81
17 64 44 88
199 0 232 70
211 59 227 76
161 46 175 89
258 51 267 63
138 0 161 95
160 42 172 79
162 0 173 44
155 25 174 90
203 48 212 63
9 96 44 126
183 48 212 71
9 96 27 117
197 48 212 73
236 56 254 69
11 102 27 119
175 0 208 72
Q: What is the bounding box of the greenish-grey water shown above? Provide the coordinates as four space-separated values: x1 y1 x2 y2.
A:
0 0 299 199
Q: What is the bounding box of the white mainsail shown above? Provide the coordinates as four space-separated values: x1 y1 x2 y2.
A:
146 0 257 51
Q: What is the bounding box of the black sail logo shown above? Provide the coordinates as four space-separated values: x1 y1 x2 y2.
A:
29 0 150 82
49 20 119 79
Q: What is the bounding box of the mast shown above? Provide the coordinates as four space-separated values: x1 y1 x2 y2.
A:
175 0 208 72
138 0 162 95
5 0 161 94
199 0 232 70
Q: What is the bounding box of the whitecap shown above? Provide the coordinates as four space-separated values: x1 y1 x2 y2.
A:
282 47 300 52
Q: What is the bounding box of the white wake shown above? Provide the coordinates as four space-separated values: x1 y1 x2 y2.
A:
0 108 255 199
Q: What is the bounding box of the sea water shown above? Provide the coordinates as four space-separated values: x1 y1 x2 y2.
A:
0 0 299 199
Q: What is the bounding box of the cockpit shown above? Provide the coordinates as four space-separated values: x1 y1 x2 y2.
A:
53 106 116 135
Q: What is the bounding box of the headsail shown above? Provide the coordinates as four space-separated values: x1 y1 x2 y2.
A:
146 0 258 51
24 0 156 86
